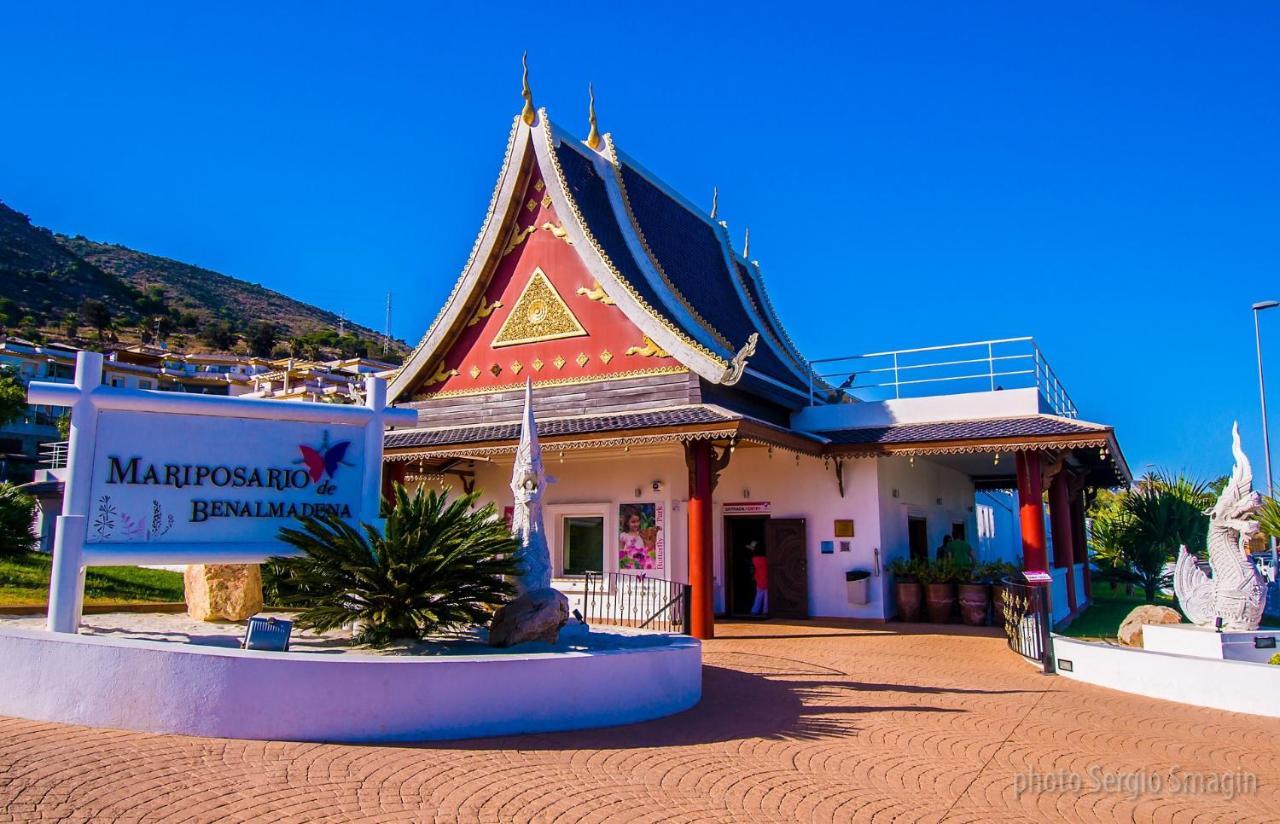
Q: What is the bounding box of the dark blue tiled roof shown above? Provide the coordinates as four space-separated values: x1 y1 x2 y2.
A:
821 416 1105 447
617 161 805 391
553 141 679 343
733 259 805 372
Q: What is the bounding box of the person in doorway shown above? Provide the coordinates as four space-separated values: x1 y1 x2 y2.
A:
749 540 769 617
944 533 975 567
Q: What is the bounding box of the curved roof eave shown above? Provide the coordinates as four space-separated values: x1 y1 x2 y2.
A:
388 116 531 402
535 115 729 383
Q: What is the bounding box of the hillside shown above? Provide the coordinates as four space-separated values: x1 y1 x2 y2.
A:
0 199 405 360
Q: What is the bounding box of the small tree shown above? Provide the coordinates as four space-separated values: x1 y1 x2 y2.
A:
62 313 80 339
0 367 28 428
0 484 37 557
272 486 521 646
245 321 279 358
80 298 112 340
198 320 236 351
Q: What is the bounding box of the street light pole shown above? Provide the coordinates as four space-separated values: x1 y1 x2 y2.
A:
1253 300 1279 579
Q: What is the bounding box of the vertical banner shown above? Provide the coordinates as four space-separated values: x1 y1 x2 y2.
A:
618 501 665 572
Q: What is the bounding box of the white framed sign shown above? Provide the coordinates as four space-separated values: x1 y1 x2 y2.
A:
29 351 416 632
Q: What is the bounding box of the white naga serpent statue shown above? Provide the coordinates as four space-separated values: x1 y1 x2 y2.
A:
1174 424 1269 631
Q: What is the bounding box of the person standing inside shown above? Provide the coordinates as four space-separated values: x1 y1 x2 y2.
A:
749 540 769 617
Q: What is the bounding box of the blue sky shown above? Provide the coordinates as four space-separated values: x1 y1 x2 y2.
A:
3 2 1278 481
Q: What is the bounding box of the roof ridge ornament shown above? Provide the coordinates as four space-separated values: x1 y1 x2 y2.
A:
710 186 718 219
520 52 536 126
743 226 750 258
720 333 759 386
586 83 602 150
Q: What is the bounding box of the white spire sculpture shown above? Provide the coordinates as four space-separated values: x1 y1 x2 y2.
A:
510 378 551 593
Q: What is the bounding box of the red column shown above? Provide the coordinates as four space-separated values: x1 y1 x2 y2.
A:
1015 452 1048 572
381 460 406 503
1070 488 1091 602
1049 472 1077 612
687 440 714 640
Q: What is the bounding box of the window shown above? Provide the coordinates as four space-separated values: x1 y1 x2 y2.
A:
109 377 125 388
138 380 153 390
561 515 604 575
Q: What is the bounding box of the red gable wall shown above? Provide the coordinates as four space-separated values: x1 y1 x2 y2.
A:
414 167 680 398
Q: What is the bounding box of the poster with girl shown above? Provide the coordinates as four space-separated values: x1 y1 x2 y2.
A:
618 502 664 572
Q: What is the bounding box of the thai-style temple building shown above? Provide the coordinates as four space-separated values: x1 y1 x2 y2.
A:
384 70 1131 639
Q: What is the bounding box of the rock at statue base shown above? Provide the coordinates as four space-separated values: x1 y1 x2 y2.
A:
1117 605 1183 647
488 587 569 647
184 564 264 622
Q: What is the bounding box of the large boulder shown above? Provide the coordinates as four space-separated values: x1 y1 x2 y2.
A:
1117 604 1183 647
488 587 569 647
184 564 263 622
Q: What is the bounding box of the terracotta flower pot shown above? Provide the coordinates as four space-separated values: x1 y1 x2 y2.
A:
958 582 991 626
925 582 956 623
895 580 923 622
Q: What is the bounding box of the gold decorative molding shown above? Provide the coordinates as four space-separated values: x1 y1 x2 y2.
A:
423 364 460 387
531 357 544 371
600 349 614 365
502 224 536 257
576 281 615 305
534 179 544 192
467 296 504 327
625 335 671 358
541 221 574 245
407 365 689 399
575 352 589 367
720 333 758 386
541 194 553 209
489 363 503 377
468 365 481 380
553 354 566 369
491 267 589 348
525 198 537 212
510 360 523 375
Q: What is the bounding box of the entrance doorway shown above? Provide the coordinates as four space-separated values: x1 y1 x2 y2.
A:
723 516 810 619
724 516 767 617
908 516 929 561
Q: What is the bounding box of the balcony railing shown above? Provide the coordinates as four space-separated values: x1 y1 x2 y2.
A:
39 440 69 469
806 337 1079 418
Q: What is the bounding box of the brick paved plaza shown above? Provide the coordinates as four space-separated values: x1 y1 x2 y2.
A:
2 620 1277 822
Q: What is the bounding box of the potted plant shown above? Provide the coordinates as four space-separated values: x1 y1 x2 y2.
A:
958 562 992 626
887 557 923 622
921 558 959 623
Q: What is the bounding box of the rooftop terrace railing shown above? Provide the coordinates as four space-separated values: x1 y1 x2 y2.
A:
807 337 1079 418
39 440 69 470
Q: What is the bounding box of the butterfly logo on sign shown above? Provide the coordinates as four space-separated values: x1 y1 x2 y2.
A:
297 430 353 495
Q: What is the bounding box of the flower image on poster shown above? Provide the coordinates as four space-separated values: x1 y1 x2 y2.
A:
618 502 664 571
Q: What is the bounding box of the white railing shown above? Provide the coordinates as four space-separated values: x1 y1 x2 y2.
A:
39 440 69 469
807 337 1079 418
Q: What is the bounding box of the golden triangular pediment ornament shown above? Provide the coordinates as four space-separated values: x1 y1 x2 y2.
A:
491 267 588 348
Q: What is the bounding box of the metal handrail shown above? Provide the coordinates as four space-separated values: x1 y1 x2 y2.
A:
39 440 69 469
806 336 1079 418
582 571 691 634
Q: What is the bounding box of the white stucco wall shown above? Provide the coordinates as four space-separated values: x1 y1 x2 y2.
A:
410 444 986 621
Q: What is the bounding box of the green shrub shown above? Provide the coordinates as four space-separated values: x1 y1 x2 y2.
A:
271 485 521 647
0 484 37 558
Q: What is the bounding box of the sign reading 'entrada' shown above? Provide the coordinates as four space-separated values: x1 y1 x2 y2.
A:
86 411 367 544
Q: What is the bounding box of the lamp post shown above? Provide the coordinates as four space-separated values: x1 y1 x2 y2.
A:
1253 300 1278 579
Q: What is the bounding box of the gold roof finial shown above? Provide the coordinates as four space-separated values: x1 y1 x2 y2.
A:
520 52 536 126
743 226 750 258
710 186 718 219
586 83 601 149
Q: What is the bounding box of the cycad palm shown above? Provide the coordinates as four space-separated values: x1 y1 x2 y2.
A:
272 485 520 646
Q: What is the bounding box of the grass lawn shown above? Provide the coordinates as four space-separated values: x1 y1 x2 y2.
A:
0 552 184 607
1064 579 1280 639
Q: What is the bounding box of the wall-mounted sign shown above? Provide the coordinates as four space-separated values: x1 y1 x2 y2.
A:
820 540 835 555
619 501 665 572
28 351 416 633
724 501 770 516
834 519 855 538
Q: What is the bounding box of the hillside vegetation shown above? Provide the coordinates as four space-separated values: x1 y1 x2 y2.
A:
0 200 406 361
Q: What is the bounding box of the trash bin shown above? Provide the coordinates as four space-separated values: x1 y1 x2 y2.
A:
846 569 871 606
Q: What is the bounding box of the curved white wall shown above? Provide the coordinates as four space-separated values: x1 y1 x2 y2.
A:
1053 636 1280 718
0 627 701 742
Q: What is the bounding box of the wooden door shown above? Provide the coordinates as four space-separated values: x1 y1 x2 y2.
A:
765 518 808 619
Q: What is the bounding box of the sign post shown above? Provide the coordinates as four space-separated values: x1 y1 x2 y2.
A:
30 351 416 633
